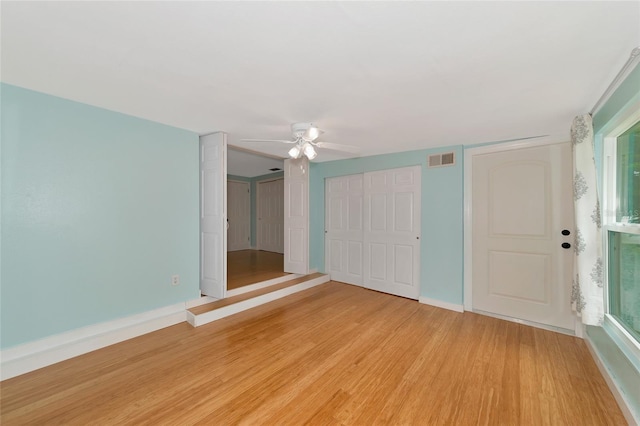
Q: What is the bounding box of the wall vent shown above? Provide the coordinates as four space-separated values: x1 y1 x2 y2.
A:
428 152 455 168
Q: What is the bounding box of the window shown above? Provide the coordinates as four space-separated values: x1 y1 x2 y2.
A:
614 121 640 224
608 231 640 341
604 119 640 347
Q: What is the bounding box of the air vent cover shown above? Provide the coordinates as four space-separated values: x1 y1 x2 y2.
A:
428 152 455 168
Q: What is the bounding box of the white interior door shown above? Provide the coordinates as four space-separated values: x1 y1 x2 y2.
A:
363 166 421 299
227 180 250 252
325 174 364 286
200 132 227 298
284 158 309 274
257 178 284 254
471 142 575 330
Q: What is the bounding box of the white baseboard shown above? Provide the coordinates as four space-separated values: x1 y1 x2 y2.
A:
419 297 464 313
585 334 639 426
0 301 195 381
188 274 330 327
472 309 575 336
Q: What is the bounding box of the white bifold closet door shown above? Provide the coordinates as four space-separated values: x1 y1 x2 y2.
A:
363 166 421 299
200 132 227 299
227 180 251 252
284 158 309 274
325 174 364 286
325 166 421 299
257 178 284 254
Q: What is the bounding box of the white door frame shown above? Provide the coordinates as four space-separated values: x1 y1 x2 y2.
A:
200 146 294 299
256 176 284 252
463 135 570 313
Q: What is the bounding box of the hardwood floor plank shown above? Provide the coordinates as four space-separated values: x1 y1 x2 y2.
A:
378 309 460 425
227 249 287 290
259 294 415 425
0 282 626 425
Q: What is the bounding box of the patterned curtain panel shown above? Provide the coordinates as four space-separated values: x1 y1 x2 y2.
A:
571 114 604 325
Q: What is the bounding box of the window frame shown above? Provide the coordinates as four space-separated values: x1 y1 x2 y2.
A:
602 104 640 362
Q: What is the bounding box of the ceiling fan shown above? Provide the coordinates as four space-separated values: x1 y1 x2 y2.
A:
241 122 359 160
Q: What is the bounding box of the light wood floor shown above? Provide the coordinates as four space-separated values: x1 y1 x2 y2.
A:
227 249 288 290
0 282 625 425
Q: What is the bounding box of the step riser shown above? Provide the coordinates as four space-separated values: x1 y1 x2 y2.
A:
187 275 330 327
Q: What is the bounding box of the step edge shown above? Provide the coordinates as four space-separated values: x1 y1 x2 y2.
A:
226 273 304 297
193 274 330 327
189 273 324 316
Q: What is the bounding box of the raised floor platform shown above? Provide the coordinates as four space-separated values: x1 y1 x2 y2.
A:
187 273 330 327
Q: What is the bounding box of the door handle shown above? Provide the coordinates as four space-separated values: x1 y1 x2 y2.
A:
561 229 571 236
561 242 571 249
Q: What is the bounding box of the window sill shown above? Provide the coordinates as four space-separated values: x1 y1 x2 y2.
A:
605 224 640 235
603 314 640 371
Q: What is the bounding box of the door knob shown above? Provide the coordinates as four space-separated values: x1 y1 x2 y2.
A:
561 229 571 236
561 242 571 249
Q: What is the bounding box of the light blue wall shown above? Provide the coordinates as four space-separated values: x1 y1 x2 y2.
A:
1 84 200 349
228 171 284 248
589 64 640 420
310 146 464 304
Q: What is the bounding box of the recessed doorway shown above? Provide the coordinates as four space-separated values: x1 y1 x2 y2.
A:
226 147 288 292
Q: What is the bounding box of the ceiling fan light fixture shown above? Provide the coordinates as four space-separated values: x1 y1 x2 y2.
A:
253 122 351 160
303 142 317 160
288 145 302 159
306 125 320 141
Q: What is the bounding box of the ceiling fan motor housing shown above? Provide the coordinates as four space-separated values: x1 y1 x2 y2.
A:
291 122 313 134
291 122 319 141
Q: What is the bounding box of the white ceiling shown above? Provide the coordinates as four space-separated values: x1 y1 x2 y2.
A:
2 2 639 162
227 148 283 178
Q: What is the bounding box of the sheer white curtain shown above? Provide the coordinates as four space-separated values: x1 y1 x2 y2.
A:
571 114 604 325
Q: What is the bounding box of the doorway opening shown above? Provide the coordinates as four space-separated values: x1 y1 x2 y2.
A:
226 148 289 293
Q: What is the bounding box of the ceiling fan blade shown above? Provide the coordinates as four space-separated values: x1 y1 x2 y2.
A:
241 138 296 144
314 141 361 154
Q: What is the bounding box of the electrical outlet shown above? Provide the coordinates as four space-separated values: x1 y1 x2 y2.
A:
171 275 180 286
